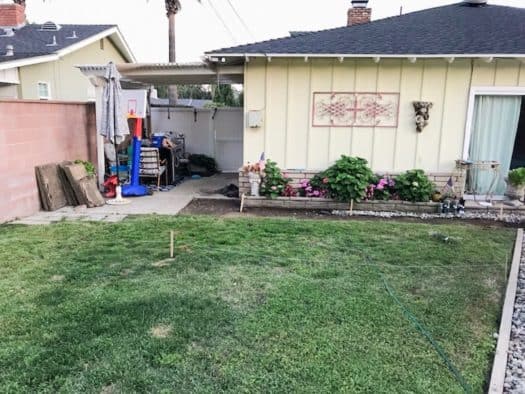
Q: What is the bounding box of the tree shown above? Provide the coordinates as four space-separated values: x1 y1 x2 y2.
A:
13 0 26 6
165 0 201 106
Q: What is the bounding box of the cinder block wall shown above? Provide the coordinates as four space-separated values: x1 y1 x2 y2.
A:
239 170 465 196
0 100 96 223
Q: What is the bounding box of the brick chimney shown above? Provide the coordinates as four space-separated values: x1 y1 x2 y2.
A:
348 0 371 26
0 3 26 28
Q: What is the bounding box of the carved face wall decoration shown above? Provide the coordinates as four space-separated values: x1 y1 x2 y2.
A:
413 101 433 132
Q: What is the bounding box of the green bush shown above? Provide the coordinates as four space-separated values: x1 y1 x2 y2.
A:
315 156 374 202
260 160 291 199
508 168 525 187
394 169 434 202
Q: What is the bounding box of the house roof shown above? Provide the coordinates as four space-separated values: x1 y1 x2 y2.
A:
207 2 525 58
0 23 135 70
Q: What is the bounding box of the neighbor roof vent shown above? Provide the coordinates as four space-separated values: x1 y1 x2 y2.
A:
463 0 488 6
5 45 14 57
40 21 61 31
0 28 15 37
66 30 78 39
46 35 57 47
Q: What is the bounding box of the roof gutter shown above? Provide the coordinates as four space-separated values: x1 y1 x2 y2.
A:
207 53 525 61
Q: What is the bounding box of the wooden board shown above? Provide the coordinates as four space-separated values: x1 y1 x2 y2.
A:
62 163 104 208
58 162 79 206
35 164 68 211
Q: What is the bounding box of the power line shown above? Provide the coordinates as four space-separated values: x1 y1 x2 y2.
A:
205 0 238 44
225 0 256 41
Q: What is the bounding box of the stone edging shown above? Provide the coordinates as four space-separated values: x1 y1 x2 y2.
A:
489 229 524 393
243 196 441 214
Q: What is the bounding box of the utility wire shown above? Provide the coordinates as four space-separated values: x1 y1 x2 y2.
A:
225 0 256 41
205 0 238 44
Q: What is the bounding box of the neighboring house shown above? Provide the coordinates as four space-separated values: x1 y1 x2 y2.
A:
0 2 135 101
206 0 525 196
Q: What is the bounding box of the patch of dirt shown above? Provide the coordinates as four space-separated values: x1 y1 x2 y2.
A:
100 383 116 394
50 275 65 282
180 199 518 228
150 324 173 338
151 259 174 268
120 269 134 277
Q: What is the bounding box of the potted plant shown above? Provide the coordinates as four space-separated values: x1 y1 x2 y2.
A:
506 168 525 202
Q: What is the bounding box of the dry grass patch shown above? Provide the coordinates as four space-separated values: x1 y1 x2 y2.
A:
150 324 173 338
151 259 174 268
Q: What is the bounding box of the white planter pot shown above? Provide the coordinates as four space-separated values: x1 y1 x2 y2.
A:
248 172 261 197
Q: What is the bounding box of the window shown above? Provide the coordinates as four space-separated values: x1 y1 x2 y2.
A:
37 82 51 100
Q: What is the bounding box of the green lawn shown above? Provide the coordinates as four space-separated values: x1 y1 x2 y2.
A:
0 216 515 393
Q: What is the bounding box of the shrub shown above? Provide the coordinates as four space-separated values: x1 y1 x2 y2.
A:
260 160 291 199
394 169 434 202
508 168 525 187
316 156 374 202
298 179 328 198
367 176 396 200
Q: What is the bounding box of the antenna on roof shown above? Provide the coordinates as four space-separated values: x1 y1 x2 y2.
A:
46 35 57 47
400 5 403 15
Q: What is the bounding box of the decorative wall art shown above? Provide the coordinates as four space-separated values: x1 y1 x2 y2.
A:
312 92 400 128
413 101 433 132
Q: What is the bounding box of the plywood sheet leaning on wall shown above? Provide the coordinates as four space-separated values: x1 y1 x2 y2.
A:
62 163 105 208
35 164 68 211
57 162 79 206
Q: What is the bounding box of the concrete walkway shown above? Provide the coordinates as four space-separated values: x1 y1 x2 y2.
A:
10 174 237 225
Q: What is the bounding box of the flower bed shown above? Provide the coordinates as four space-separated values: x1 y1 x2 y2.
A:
239 155 465 215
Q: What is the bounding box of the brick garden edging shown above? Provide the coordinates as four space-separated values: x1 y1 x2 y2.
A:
243 196 441 214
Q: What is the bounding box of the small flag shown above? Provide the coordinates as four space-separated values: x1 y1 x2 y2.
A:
258 152 266 172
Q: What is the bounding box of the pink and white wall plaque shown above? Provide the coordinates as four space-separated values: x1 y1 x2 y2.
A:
312 92 400 128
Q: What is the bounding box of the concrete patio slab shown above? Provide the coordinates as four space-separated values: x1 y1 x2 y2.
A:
9 174 237 225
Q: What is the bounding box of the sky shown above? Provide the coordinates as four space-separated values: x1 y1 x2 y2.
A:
20 0 525 63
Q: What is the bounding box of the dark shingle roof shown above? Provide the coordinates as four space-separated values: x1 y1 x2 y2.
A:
0 23 115 62
208 3 525 56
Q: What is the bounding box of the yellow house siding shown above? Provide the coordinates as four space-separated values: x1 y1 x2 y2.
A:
265 59 288 167
374 59 401 171
18 37 127 101
286 59 310 169
244 60 266 163
245 57 525 174
394 60 423 171
438 60 471 171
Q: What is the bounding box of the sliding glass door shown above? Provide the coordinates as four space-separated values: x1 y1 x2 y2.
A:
468 95 522 195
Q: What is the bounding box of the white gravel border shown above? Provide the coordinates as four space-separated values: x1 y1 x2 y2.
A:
490 229 524 393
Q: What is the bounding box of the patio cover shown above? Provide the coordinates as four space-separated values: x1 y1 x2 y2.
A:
78 62 244 87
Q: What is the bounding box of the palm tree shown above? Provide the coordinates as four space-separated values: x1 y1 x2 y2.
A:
13 0 26 6
165 0 201 105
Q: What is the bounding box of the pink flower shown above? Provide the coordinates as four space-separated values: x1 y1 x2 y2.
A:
376 184 384 190
271 186 277 191
322 177 329 184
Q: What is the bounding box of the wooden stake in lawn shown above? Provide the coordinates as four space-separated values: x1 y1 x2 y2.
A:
240 193 246 213
170 230 174 259
350 199 354 216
